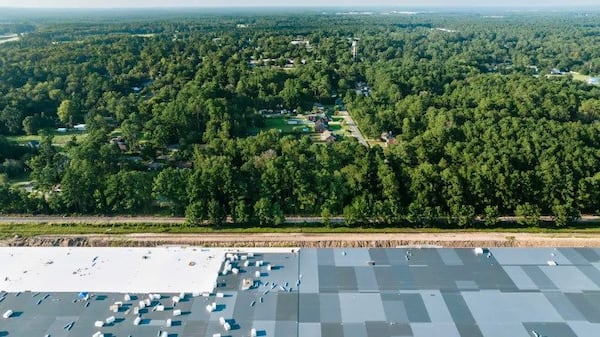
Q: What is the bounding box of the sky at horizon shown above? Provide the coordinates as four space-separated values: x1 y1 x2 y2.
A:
0 0 599 8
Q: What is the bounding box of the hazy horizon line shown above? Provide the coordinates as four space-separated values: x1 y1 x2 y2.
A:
2 4 600 9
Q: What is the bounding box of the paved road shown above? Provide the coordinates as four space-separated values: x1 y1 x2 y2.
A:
338 110 369 147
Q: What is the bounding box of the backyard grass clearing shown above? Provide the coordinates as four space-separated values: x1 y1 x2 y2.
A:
262 116 309 134
8 130 87 147
571 72 592 83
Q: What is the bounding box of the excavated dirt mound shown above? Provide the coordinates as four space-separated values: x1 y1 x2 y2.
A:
4 232 600 248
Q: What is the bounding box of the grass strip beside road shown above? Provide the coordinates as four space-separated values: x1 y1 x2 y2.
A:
3 222 600 239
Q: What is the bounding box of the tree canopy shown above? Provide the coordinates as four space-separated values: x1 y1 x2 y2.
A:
2 10 600 227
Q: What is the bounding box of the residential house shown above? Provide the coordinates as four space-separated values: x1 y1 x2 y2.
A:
314 119 329 133
380 131 397 146
320 130 336 142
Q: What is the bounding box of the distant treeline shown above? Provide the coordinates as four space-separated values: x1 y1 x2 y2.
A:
1 12 600 227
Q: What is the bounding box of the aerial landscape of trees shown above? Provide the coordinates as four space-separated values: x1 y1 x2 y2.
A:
1 9 600 227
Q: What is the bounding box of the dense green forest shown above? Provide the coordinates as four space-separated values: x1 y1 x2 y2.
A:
1 9 600 227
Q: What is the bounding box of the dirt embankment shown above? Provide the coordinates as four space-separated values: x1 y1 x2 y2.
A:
4 232 600 248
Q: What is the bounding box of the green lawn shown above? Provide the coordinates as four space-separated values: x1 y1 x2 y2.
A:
255 116 313 134
8 130 88 147
571 72 592 82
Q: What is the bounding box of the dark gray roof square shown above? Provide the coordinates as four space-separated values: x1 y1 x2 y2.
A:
321 322 344 337
298 293 320 323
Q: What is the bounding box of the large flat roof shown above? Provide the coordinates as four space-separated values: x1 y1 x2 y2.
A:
1 247 600 337
0 247 293 293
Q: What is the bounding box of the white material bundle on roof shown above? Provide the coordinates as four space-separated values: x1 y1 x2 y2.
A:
547 260 558 266
94 321 104 327
219 317 226 325
133 316 141 325
474 247 484 255
255 271 261 278
166 318 172 327
156 305 165 312
92 332 103 337
124 294 131 301
251 328 257 337
173 309 182 316
223 322 231 331
216 292 224 298
206 304 214 313
2 310 13 319
105 316 115 324
160 331 168 337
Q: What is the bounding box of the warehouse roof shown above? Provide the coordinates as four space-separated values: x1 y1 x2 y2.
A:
1 247 600 337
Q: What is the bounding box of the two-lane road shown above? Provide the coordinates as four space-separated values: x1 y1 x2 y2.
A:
338 110 368 147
